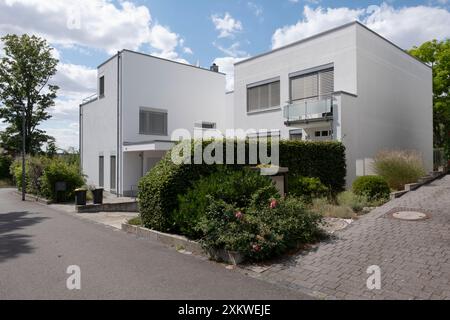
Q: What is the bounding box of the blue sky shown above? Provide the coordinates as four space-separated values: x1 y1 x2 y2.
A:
0 0 449 149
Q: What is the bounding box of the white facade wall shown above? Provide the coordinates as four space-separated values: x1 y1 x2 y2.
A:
233 24 358 138
340 24 433 183
80 56 118 191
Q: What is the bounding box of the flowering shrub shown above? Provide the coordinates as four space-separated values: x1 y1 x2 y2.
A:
198 196 322 261
173 166 279 238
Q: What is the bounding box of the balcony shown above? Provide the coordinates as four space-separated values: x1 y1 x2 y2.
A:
283 95 333 125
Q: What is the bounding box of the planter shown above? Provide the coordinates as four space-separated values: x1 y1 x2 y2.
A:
74 189 87 206
92 188 103 204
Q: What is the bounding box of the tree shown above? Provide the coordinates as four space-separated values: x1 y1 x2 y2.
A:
409 39 450 157
0 34 59 156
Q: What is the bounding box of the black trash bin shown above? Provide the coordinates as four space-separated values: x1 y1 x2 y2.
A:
75 189 87 206
92 188 103 204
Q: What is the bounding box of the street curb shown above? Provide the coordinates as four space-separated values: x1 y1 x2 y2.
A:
390 171 447 199
13 190 52 204
121 223 204 255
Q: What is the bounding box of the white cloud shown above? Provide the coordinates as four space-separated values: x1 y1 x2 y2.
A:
213 56 248 92
213 42 247 58
52 63 96 96
0 0 189 61
272 3 450 49
248 2 263 17
211 12 243 38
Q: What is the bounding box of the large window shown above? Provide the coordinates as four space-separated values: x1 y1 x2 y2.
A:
139 108 168 136
99 76 105 98
247 80 280 112
290 68 334 101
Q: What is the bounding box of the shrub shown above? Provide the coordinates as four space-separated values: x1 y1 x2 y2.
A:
352 175 390 200
337 191 370 213
199 197 322 261
312 198 356 219
138 139 346 232
174 167 278 238
289 176 329 201
0 154 12 179
373 150 426 190
40 159 85 202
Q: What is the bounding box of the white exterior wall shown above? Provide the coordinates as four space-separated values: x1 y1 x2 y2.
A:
120 51 226 143
119 51 226 194
225 91 235 130
339 24 433 184
233 24 358 138
80 56 118 191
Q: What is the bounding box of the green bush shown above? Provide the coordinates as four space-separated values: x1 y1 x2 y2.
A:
40 159 85 202
373 150 426 190
352 175 390 200
174 167 278 238
289 176 329 201
0 154 12 179
199 196 322 261
138 139 346 232
336 191 370 213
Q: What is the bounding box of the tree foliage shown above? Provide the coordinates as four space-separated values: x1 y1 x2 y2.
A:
409 39 450 156
0 34 59 155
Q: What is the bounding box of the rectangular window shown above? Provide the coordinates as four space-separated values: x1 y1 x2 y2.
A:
289 129 303 141
99 76 105 97
247 80 280 112
139 109 168 136
195 122 216 129
99 156 104 187
290 68 334 101
110 155 116 190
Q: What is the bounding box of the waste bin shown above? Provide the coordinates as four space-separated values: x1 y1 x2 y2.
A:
93 188 103 204
75 189 87 206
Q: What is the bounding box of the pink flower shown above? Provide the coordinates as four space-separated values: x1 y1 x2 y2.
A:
252 244 261 252
270 199 278 209
234 211 243 220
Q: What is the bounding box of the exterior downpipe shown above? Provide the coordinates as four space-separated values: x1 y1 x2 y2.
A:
116 51 121 196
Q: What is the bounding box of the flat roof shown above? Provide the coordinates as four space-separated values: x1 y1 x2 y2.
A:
235 21 430 69
97 49 226 75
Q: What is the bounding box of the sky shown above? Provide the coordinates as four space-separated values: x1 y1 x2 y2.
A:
0 0 449 150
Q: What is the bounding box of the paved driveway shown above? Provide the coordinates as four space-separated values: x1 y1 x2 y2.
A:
249 175 450 300
0 188 307 300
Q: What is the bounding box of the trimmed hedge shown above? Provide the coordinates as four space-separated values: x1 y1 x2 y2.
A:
138 139 346 232
0 154 12 179
352 175 390 200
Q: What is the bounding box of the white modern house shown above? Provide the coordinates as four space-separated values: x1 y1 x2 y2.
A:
80 21 433 194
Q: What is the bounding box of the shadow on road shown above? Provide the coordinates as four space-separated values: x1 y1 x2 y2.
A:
0 211 48 263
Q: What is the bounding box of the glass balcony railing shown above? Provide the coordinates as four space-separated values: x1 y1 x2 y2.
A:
283 96 333 122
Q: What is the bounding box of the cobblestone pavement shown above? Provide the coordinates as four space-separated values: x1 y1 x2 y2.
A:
246 175 450 300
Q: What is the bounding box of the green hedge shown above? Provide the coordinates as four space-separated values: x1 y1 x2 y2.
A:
138 139 346 232
0 154 12 179
10 156 85 202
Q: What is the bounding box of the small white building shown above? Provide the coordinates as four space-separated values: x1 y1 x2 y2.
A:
80 21 433 194
80 50 226 196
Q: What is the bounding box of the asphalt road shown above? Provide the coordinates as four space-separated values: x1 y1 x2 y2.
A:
0 188 308 300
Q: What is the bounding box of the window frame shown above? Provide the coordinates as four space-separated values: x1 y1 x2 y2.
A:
289 65 334 103
246 77 281 114
139 107 168 136
99 76 105 98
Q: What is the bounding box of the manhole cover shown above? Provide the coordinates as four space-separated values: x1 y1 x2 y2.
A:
392 211 428 221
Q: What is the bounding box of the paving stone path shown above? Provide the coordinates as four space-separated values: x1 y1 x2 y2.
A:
248 175 450 300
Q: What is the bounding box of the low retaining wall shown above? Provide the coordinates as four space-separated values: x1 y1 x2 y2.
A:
13 191 52 204
390 171 447 199
121 223 244 265
76 201 138 213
